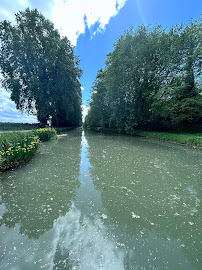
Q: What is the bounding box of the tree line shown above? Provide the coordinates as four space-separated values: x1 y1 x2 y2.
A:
85 17 202 132
0 8 82 127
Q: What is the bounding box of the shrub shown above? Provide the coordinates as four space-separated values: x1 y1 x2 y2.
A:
55 127 75 134
0 135 40 171
32 128 57 141
0 128 56 171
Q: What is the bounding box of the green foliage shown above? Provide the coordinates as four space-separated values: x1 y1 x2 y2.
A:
89 127 202 147
0 8 82 127
0 132 40 170
85 17 202 132
0 128 57 170
85 69 111 128
137 131 202 147
32 128 57 141
55 127 75 134
0 132 32 151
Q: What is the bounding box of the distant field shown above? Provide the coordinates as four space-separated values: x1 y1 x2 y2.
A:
0 122 39 131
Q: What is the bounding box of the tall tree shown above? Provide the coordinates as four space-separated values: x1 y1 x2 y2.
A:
0 8 82 126
152 19 202 130
85 17 202 132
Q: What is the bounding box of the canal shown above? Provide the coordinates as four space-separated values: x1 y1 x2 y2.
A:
0 128 201 270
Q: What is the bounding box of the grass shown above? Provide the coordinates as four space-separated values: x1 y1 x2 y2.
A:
89 127 202 147
135 131 202 147
0 128 57 171
0 122 38 131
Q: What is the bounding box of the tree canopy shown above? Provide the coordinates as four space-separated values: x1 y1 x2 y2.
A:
0 8 82 127
85 17 202 132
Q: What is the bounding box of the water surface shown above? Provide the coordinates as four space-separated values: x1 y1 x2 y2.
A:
0 128 201 269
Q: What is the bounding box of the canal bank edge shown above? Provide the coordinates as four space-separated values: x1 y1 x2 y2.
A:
0 127 76 172
86 127 202 150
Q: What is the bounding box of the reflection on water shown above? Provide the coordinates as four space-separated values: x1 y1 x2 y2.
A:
50 204 125 270
0 204 124 270
0 128 202 269
0 129 82 240
85 130 202 270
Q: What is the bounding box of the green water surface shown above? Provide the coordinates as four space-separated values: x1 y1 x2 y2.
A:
0 128 201 270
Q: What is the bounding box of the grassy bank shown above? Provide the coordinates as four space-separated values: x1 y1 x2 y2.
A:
55 126 76 134
0 128 56 171
135 131 202 147
89 127 202 148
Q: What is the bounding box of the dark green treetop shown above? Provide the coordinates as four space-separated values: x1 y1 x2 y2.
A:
0 8 82 126
85 17 202 132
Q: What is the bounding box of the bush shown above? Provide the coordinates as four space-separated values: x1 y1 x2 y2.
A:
0 128 57 171
0 134 40 171
32 128 57 141
55 127 75 134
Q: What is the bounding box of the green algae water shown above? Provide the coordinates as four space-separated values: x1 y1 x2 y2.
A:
0 128 201 270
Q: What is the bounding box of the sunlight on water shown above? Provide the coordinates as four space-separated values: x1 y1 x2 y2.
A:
0 128 202 269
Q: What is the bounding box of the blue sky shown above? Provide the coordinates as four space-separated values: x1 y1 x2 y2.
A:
0 0 201 122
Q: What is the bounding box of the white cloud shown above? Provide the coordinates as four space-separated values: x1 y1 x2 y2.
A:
0 88 38 123
81 104 89 120
0 0 127 45
46 205 125 269
52 0 127 45
0 9 15 22
0 1 128 122
0 0 31 23
18 0 30 7
0 0 55 23
0 204 124 270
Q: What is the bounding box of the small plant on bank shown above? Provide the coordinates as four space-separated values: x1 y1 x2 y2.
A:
0 135 40 171
55 127 75 134
0 128 57 171
32 128 57 142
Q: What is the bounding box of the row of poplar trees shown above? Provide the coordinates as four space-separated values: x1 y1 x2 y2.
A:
0 9 82 127
85 17 202 132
